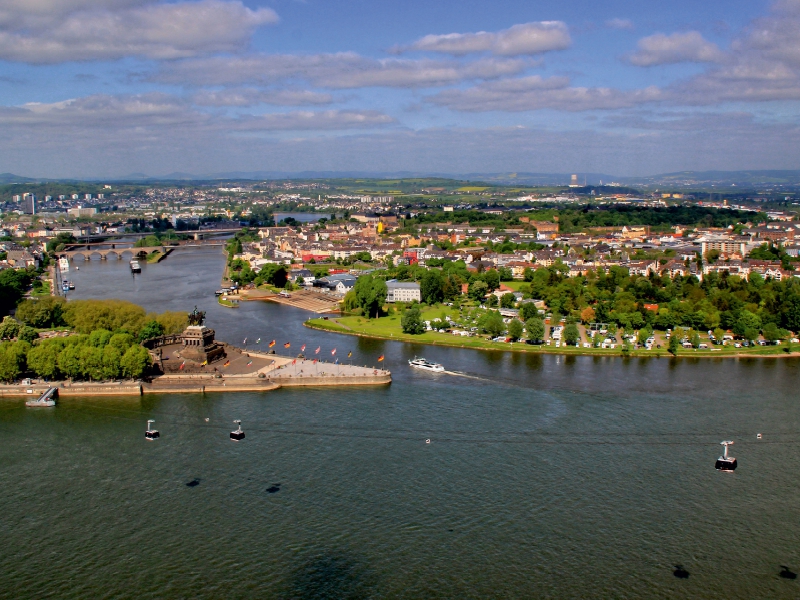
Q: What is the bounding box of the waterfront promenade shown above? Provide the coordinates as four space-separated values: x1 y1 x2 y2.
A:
0 350 391 398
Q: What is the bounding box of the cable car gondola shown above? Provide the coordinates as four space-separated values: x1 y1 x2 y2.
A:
715 440 736 471
230 419 245 441
145 419 160 440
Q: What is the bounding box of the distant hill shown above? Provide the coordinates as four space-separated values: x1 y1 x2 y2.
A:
0 172 37 184
9 169 800 189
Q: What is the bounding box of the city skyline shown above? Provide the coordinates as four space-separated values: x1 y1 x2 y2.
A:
1 0 799 178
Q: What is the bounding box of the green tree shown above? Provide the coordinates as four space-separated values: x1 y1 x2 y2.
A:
519 302 538 321
120 345 151 379
108 333 135 354
483 269 500 291
733 310 761 337
102 345 122 379
88 329 112 347
138 320 165 342
80 345 105 380
691 331 701 348
500 293 516 308
0 268 34 318
713 327 726 344
507 318 523 340
57 344 83 380
668 333 680 355
762 322 784 342
564 323 580 345
526 317 545 342
0 316 20 340
256 263 288 287
0 344 22 382
18 326 37 344
420 269 445 305
401 306 425 334
16 296 67 329
354 274 388 318
486 294 498 308
27 341 60 379
342 290 359 312
479 311 505 337
468 281 488 301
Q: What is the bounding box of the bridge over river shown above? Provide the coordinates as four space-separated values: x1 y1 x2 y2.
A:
60 245 168 260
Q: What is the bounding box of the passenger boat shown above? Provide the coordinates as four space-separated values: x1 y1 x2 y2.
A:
68 281 75 290
130 259 141 273
408 357 445 372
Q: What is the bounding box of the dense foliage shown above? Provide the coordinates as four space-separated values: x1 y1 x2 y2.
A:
0 268 35 318
0 331 151 382
0 298 191 382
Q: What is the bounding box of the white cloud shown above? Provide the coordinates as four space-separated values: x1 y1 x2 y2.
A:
192 89 334 107
0 94 395 142
233 110 394 131
428 76 662 112
628 31 725 66
155 53 528 88
606 18 634 31
399 21 571 56
0 0 278 63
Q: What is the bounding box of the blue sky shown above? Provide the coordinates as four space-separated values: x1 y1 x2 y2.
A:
0 0 798 178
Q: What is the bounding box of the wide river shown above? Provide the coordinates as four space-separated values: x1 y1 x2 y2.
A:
3 248 800 598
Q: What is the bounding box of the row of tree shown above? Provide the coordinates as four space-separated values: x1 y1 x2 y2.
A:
0 331 151 382
10 297 187 337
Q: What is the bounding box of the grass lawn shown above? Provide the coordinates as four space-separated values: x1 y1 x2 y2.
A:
498 281 529 291
218 296 239 308
31 280 51 297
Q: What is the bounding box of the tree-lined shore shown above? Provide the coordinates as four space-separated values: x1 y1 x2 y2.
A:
0 298 187 382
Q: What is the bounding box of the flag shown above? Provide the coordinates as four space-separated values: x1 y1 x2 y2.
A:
269 340 276 348
301 344 306 352
223 360 230 367
201 360 207 366
331 348 336 356
292 359 296 365
347 351 352 358
335 358 339 364
246 361 253 366
179 361 185 370
378 355 384 362
313 359 317 364
315 346 320 354
256 338 261 344
284 342 291 348
243 337 247 345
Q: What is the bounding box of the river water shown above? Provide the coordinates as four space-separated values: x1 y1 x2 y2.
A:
3 248 800 598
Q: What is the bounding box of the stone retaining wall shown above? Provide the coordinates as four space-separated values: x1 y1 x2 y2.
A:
271 374 392 387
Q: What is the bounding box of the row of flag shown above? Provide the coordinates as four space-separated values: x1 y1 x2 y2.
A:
242 336 383 362
244 338 384 364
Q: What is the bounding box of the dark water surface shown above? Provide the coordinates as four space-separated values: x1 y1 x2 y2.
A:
3 249 800 598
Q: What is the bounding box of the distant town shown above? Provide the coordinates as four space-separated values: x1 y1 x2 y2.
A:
3 176 800 358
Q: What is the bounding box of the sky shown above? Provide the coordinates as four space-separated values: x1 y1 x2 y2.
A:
1 0 799 178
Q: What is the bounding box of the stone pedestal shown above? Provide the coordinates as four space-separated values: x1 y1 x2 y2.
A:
180 325 225 364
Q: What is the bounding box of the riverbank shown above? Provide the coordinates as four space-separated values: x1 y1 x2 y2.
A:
305 317 799 359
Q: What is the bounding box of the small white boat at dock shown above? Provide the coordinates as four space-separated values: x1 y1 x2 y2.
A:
130 259 141 273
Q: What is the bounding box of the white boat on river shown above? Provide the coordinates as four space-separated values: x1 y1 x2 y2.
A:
408 357 445 372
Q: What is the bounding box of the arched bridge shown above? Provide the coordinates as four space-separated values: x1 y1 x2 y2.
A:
60 246 166 260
